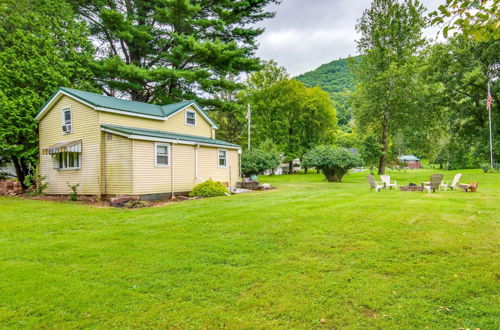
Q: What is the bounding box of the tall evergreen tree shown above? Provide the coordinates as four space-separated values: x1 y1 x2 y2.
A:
69 0 279 106
0 0 97 187
352 0 427 174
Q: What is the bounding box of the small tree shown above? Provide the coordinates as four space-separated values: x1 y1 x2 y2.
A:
303 146 362 182
241 148 281 177
67 183 80 201
359 134 383 175
23 167 48 196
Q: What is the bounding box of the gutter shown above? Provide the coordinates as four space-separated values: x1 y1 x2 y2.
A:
100 127 240 150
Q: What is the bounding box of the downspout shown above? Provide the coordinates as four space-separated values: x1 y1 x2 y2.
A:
98 114 103 200
171 139 177 199
131 140 135 196
238 148 242 180
195 144 204 182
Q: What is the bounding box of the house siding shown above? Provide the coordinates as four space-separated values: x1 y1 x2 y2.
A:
38 93 238 198
198 147 239 187
172 144 197 192
99 105 212 138
102 133 132 195
39 96 101 194
131 140 239 196
132 140 171 195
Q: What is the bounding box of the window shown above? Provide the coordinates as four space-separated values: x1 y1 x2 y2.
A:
185 110 196 126
61 107 72 133
155 143 169 166
218 149 227 167
55 152 80 170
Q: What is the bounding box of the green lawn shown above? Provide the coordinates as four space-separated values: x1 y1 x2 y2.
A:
0 169 499 328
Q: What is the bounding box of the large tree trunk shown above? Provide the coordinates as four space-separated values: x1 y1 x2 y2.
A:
304 166 308 174
323 169 347 182
288 161 293 174
11 155 27 189
378 113 389 175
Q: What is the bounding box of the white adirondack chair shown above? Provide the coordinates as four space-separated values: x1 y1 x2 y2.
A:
422 174 444 193
441 173 461 191
366 174 385 192
380 175 397 190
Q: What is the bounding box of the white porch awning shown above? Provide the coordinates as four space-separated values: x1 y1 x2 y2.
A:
43 140 82 155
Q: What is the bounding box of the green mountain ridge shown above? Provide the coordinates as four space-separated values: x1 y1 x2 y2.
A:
296 56 361 126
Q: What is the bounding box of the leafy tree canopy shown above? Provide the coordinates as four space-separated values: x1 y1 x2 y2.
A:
430 0 499 41
423 35 499 168
352 0 429 174
241 61 338 165
0 0 97 187
241 148 281 176
359 133 383 175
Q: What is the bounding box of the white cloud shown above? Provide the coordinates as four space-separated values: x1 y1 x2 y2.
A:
255 0 445 76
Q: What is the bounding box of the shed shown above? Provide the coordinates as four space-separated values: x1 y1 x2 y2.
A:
398 155 421 169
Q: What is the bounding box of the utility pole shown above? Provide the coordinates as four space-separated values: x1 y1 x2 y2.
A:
487 63 499 168
488 80 494 168
246 103 251 150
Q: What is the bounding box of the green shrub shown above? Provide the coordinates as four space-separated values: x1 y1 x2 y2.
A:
123 200 150 208
189 180 230 198
481 163 500 173
24 168 48 196
67 182 80 201
303 145 362 182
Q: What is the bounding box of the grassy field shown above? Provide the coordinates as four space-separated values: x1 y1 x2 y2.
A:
0 169 499 328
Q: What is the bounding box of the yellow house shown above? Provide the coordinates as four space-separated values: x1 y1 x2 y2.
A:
35 87 241 200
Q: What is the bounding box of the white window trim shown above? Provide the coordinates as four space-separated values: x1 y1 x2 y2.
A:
185 109 196 126
218 148 228 168
154 142 170 167
61 107 72 134
55 152 81 170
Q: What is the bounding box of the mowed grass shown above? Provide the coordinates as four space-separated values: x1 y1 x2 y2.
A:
0 169 499 328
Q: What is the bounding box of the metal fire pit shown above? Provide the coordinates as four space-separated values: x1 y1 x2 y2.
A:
400 184 423 192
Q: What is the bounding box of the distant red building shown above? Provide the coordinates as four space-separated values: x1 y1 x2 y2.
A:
398 155 421 169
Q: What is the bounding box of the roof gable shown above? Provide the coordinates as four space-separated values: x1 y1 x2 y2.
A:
35 87 218 128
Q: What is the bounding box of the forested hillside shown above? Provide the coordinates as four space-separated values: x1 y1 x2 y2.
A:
296 56 360 127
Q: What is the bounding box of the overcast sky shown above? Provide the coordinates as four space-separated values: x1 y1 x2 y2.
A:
255 0 445 76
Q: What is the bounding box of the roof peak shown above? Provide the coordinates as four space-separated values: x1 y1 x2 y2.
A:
37 87 218 129
60 87 194 108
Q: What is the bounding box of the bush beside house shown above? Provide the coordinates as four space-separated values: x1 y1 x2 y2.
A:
189 180 230 198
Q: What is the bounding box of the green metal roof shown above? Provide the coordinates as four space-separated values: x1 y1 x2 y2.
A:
61 87 165 118
101 124 240 148
398 155 420 161
38 87 217 128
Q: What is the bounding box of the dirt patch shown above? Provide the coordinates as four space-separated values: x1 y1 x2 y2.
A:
15 194 201 208
360 306 377 318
